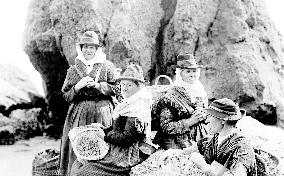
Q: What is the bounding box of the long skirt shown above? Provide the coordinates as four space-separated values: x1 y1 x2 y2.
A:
59 100 113 176
70 144 145 176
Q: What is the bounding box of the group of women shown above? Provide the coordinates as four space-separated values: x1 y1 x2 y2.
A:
58 31 260 176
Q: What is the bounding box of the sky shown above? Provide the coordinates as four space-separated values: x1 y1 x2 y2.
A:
0 0 284 96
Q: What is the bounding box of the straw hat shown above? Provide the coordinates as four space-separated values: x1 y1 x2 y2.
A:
79 31 100 46
117 64 145 83
201 98 246 121
172 53 203 69
69 125 109 161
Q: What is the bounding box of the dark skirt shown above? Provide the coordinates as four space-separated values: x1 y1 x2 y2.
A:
59 100 113 176
70 143 145 176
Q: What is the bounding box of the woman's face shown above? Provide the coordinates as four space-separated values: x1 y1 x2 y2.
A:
180 68 200 84
120 80 140 99
82 44 97 60
205 115 223 135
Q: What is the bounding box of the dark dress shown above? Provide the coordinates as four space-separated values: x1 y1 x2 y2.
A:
70 115 145 176
59 59 119 176
197 131 257 175
152 86 208 149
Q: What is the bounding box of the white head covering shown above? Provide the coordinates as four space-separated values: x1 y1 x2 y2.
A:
112 86 153 145
75 44 106 74
174 68 207 103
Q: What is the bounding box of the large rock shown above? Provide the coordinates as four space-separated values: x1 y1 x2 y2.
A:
162 0 284 127
23 0 284 127
0 63 44 115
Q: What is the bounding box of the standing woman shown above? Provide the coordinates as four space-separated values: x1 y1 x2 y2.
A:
70 64 153 176
152 53 208 149
59 31 119 176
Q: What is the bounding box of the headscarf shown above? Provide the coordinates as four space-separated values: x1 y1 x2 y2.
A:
174 68 207 103
75 45 106 74
112 86 153 145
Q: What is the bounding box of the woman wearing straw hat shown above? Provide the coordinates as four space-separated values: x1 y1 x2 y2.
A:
59 31 119 176
70 64 153 176
151 53 208 149
190 98 257 175
161 98 258 175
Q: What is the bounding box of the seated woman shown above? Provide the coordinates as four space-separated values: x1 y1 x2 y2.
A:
182 98 257 175
70 64 153 176
152 53 208 149
132 98 257 176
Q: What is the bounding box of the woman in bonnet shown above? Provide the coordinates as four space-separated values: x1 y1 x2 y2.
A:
152 53 208 149
70 64 153 176
59 31 119 176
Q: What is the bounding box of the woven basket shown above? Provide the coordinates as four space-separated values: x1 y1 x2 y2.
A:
254 148 280 176
69 125 109 162
32 148 60 176
148 75 173 103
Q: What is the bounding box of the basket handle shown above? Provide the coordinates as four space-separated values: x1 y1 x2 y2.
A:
154 75 173 85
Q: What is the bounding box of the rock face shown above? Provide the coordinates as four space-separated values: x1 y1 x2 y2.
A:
23 0 284 128
0 63 44 115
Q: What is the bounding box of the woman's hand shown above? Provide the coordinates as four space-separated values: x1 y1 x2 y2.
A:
74 76 95 92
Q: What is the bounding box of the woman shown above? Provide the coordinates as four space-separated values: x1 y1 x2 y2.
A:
70 64 153 176
59 31 119 176
152 53 208 149
189 98 257 175
133 98 257 176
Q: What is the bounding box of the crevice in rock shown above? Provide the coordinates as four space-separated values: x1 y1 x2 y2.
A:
149 0 177 82
252 104 277 125
104 2 116 50
259 37 278 63
233 37 246 44
193 36 200 56
206 0 221 40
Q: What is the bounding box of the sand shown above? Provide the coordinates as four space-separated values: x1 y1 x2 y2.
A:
0 136 60 176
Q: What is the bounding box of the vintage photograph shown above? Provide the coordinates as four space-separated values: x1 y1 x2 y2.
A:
0 0 283 175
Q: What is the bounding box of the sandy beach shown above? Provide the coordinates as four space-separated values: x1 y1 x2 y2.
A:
0 136 60 176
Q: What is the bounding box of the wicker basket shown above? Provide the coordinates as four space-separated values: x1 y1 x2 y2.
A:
254 148 280 176
32 148 60 176
147 75 173 103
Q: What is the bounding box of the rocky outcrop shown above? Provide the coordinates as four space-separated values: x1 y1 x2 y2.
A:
23 0 70 131
23 0 284 128
163 0 284 126
0 63 45 115
0 63 48 144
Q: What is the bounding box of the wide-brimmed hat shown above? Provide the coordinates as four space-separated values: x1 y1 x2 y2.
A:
172 53 203 69
201 98 246 121
69 125 109 161
117 64 145 83
79 31 100 46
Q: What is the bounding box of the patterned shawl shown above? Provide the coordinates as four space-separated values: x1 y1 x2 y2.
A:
112 87 153 145
197 131 257 175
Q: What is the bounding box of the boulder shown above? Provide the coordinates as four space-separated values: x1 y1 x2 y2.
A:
162 0 284 126
23 0 284 127
0 63 44 115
